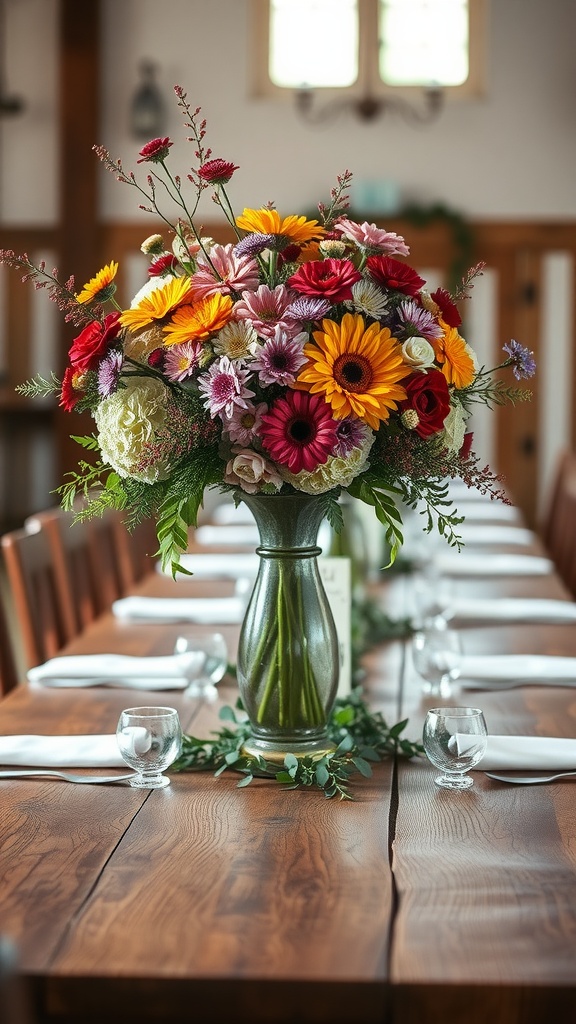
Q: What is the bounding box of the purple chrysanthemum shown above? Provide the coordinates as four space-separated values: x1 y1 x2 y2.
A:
197 355 255 419
251 329 307 385
97 350 123 397
334 416 372 456
396 299 443 341
503 339 536 380
233 234 277 258
284 296 332 323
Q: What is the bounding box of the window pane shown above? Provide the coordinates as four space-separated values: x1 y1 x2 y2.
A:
379 0 469 86
269 0 358 88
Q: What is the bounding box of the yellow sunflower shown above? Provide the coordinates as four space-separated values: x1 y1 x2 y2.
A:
76 261 119 304
235 207 325 245
163 293 234 345
296 312 408 431
434 320 476 389
119 277 193 332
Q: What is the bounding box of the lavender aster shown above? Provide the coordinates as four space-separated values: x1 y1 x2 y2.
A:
503 339 537 380
97 350 123 397
233 234 277 259
397 299 443 341
251 328 307 385
284 296 332 322
198 355 255 419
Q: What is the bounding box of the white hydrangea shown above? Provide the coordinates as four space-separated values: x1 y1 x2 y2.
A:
281 434 374 494
94 377 171 483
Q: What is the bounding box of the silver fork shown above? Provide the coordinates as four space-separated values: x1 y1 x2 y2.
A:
485 770 576 784
0 769 137 784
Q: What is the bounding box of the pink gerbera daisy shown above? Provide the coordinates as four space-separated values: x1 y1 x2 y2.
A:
260 390 339 473
163 340 203 382
191 243 259 301
233 284 298 339
251 328 307 385
198 355 255 419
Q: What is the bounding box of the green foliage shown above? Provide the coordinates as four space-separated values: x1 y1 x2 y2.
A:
15 372 61 399
172 689 423 800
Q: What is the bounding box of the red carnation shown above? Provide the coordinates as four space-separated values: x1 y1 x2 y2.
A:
431 287 462 328
287 258 362 303
399 370 451 438
366 256 425 297
68 313 122 373
137 137 173 164
198 158 239 184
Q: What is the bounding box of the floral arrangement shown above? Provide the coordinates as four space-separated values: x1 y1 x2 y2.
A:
1 86 535 574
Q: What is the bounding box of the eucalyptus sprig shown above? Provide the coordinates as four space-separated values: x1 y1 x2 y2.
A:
172 689 423 799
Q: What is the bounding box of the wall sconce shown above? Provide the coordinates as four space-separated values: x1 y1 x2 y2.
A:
130 59 165 139
295 85 443 126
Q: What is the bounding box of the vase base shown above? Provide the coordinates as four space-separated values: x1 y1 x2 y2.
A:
241 735 336 765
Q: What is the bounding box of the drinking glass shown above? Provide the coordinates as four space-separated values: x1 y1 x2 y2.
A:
423 706 488 790
174 631 228 698
412 627 462 697
412 572 454 629
116 706 182 789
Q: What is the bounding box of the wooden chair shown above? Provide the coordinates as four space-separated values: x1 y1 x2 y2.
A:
540 450 576 597
0 526 73 669
0 580 20 695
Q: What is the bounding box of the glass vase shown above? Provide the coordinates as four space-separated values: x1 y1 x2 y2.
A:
235 490 339 763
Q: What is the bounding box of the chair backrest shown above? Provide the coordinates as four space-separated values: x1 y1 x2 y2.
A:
0 526 72 669
0 579 20 695
540 450 576 596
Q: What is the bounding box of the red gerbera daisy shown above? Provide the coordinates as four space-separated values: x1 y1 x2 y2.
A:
198 158 239 184
431 287 462 328
260 390 339 473
366 255 425 297
59 366 83 411
287 258 362 304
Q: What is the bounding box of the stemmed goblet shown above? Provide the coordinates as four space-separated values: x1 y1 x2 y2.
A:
174 631 228 699
423 706 488 790
412 627 462 697
116 706 182 789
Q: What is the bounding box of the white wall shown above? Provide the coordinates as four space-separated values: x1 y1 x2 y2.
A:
1 0 576 226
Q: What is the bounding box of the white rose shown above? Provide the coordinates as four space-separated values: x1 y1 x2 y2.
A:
95 377 171 483
401 337 436 370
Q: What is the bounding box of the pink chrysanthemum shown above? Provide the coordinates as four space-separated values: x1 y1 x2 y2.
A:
260 390 339 474
191 243 259 301
334 219 410 257
233 284 299 339
197 355 255 419
225 400 267 445
397 299 443 341
251 328 307 385
163 340 203 382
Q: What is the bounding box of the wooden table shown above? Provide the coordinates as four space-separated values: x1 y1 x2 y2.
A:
1 539 576 1024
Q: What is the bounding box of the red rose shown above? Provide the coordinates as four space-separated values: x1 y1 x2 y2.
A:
431 287 462 328
366 255 425 297
68 313 122 373
399 370 451 438
287 258 362 303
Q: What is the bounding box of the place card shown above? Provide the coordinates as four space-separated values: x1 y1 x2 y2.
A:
319 556 352 697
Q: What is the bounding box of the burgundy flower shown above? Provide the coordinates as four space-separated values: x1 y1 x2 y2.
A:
287 259 362 303
260 390 339 473
59 366 82 411
431 287 462 328
68 313 122 373
198 158 239 184
366 256 425 298
148 253 178 277
137 137 173 164
147 348 166 370
398 370 451 438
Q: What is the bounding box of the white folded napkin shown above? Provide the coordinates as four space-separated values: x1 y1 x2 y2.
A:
0 734 127 767
456 524 534 546
459 653 576 688
112 595 245 624
194 524 259 547
467 735 576 771
451 597 576 625
159 552 259 579
456 501 521 522
27 654 189 689
435 553 553 577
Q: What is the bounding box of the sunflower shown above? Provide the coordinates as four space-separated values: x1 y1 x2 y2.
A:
235 207 325 246
76 261 119 304
119 277 193 332
163 293 234 345
434 320 476 389
296 312 408 430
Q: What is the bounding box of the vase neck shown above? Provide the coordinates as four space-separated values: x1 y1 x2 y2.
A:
237 492 330 553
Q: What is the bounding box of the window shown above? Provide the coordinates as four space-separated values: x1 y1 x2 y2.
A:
251 0 486 100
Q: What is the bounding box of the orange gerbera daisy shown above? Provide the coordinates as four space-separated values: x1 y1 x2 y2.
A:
76 261 118 304
119 277 193 332
235 207 325 246
296 312 407 430
434 320 476 389
163 293 234 345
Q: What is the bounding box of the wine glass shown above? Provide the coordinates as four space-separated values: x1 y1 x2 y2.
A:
423 706 488 790
116 706 182 789
412 571 454 629
412 627 462 697
174 631 228 699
